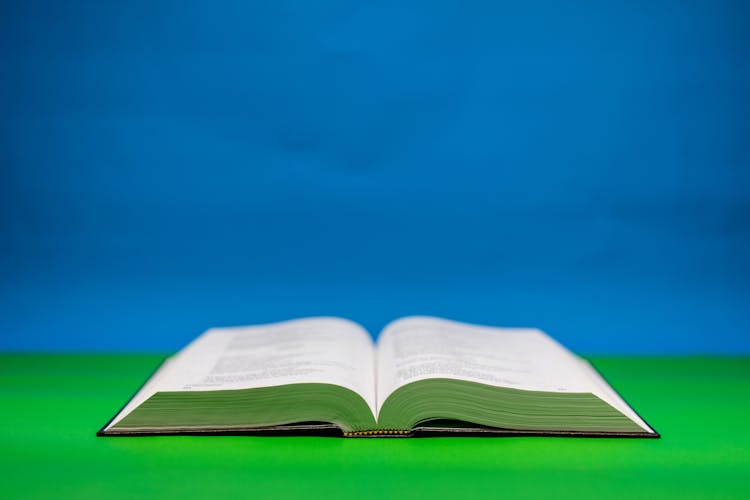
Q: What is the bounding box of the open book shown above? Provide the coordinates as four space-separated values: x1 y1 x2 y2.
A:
99 317 658 438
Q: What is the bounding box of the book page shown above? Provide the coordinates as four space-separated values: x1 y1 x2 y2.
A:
107 317 375 428
375 316 651 431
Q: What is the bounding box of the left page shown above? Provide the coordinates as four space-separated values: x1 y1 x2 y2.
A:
104 317 376 430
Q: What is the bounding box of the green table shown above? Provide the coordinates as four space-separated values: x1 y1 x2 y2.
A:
2 355 748 499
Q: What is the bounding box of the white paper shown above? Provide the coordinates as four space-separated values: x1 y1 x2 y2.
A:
375 316 652 431
108 316 652 433
107 317 375 428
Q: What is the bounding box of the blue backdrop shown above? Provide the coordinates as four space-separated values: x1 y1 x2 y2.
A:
1 1 748 353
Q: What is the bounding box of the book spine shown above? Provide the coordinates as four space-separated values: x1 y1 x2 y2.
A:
343 430 410 437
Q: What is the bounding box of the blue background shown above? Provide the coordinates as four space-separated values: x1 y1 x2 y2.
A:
1 0 748 353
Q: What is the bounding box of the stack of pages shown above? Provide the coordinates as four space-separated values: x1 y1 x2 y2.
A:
99 317 658 438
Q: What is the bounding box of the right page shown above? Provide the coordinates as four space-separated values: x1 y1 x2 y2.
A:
376 316 655 434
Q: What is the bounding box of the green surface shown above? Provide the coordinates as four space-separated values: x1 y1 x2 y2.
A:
1 354 749 499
